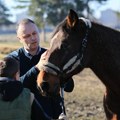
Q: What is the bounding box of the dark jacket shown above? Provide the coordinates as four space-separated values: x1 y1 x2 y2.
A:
0 77 31 120
8 47 74 120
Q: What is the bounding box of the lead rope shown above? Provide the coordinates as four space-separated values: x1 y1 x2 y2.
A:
34 98 53 120
58 85 68 120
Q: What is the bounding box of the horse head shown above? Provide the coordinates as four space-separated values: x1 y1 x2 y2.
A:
37 9 92 96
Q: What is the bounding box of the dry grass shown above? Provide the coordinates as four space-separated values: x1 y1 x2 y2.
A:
64 69 106 120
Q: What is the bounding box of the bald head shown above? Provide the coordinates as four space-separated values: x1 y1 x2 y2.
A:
16 18 40 54
17 19 37 34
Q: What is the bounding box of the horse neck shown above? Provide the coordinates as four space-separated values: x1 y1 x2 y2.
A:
88 22 120 66
87 22 120 93
89 22 120 48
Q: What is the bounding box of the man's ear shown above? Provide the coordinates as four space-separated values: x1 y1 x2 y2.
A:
14 71 20 81
66 9 79 28
17 36 22 43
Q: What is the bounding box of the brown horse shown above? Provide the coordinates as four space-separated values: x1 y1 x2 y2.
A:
37 9 120 120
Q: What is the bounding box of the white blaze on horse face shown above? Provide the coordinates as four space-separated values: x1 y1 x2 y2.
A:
50 30 65 53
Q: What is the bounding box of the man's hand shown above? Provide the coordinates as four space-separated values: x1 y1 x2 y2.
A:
35 51 48 71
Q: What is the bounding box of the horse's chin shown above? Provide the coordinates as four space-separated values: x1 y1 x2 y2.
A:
37 85 60 97
40 91 60 97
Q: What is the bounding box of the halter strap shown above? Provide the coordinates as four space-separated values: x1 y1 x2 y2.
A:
38 60 60 75
60 87 66 115
79 17 92 28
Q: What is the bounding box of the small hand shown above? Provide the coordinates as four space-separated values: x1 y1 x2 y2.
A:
35 51 48 71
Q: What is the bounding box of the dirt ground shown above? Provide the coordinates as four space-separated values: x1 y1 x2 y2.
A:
64 68 106 120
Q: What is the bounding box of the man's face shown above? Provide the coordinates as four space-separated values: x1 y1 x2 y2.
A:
17 22 40 52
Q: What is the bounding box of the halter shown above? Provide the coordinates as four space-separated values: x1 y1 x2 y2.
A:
39 17 92 78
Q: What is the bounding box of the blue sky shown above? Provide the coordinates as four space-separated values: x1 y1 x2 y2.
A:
4 0 120 22
90 0 120 18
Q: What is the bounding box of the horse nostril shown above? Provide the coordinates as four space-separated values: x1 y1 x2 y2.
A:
41 81 49 92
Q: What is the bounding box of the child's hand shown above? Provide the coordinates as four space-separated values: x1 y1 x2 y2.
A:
35 50 48 71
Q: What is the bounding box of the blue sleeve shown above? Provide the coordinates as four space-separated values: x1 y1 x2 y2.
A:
20 67 39 92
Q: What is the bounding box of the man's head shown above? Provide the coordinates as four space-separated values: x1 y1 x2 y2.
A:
17 18 40 54
0 57 19 80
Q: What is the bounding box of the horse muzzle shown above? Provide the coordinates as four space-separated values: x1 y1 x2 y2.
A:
41 81 49 92
37 70 60 96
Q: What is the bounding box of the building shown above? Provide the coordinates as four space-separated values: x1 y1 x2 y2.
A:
99 9 120 29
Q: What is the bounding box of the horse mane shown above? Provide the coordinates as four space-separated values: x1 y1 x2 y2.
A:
91 21 120 44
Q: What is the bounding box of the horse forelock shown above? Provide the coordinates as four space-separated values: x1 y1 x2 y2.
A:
50 29 65 54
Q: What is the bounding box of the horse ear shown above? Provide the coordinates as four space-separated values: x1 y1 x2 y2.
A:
66 9 78 28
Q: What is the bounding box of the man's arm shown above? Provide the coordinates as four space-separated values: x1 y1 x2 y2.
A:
20 66 39 92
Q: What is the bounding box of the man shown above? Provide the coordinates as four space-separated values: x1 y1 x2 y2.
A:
8 18 74 120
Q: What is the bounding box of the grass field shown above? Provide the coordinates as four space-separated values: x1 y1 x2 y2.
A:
0 34 106 120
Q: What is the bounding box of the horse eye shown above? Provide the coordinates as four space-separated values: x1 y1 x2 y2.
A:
61 42 68 50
